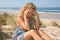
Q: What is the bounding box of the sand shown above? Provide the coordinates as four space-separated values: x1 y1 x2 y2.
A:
0 10 60 40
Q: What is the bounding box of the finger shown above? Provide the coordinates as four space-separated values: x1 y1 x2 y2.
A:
26 9 30 13
27 13 31 17
28 13 32 17
24 10 30 16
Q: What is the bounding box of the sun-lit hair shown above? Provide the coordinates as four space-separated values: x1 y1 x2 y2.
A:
18 2 41 27
19 2 36 17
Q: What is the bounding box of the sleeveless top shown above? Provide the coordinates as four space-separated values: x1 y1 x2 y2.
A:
29 19 33 29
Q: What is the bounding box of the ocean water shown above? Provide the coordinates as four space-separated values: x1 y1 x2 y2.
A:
0 7 60 13
0 7 60 19
37 7 60 12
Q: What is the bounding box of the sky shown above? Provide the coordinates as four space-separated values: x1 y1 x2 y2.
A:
0 0 60 7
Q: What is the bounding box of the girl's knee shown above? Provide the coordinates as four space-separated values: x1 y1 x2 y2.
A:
30 30 35 33
29 30 36 35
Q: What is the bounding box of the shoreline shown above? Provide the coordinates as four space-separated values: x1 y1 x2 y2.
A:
0 9 60 14
0 10 60 19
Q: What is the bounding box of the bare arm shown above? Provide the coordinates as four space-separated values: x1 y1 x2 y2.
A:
31 18 36 29
17 16 30 31
17 9 32 31
24 15 30 31
34 13 41 30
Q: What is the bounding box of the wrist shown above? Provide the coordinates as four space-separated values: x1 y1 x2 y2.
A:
24 15 27 18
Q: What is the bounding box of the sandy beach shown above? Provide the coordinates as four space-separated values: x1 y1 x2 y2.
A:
0 10 60 40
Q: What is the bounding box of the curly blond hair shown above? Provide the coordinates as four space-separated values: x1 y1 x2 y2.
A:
19 2 36 17
18 2 41 28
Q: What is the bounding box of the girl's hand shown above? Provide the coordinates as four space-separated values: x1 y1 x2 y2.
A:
24 9 33 18
24 9 30 17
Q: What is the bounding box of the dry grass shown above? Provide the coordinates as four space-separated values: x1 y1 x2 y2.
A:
40 19 60 27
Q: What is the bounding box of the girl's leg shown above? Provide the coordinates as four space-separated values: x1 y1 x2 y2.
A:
38 30 51 40
24 30 43 40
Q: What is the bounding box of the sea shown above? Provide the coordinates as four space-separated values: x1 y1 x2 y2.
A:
0 7 60 13
0 7 60 19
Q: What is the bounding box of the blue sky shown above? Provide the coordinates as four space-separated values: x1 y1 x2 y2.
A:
0 0 60 7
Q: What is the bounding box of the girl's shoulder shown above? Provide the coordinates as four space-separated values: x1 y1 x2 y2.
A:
17 15 24 21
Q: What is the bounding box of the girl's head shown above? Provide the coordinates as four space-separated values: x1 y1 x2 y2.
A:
19 2 36 17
